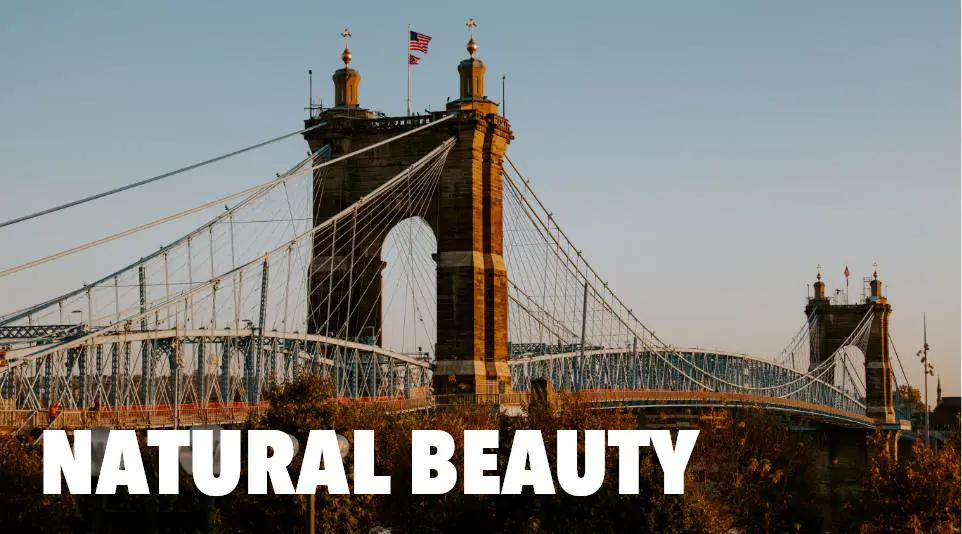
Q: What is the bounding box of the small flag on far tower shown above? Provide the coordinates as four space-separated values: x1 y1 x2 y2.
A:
844 266 850 278
409 31 432 53
409 54 420 65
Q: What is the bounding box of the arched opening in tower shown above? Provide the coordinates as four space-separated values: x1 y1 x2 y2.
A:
380 216 437 362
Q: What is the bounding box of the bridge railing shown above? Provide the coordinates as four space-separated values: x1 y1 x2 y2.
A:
0 403 270 432
0 409 34 431
544 388 873 426
432 392 530 407
0 396 450 431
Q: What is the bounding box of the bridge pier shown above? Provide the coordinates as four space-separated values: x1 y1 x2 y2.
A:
808 425 908 526
808 427 868 525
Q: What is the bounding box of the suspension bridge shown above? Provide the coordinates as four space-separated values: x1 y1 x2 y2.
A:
0 35 915 437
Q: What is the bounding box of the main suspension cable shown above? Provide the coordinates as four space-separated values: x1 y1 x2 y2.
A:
2 114 454 326
0 122 329 230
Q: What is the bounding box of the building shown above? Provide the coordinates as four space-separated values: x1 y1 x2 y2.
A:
931 379 961 437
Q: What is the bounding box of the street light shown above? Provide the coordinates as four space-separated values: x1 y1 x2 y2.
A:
917 314 934 447
88 428 113 532
301 433 349 534
175 429 352 533
180 424 224 533
90 428 172 532
179 427 303 533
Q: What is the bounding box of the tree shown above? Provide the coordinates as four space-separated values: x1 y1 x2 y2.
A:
690 408 820 533
842 432 961 533
486 393 719 534
0 435 80 532
898 385 926 415
218 377 719 533
218 374 381 533
6 376 955 532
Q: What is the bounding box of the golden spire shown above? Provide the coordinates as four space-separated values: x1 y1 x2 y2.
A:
340 28 353 67
466 18 478 58
816 264 823 281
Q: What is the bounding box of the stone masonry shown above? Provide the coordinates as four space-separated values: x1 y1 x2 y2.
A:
303 37 514 395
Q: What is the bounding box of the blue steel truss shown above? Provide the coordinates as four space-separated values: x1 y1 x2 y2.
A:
0 330 431 411
507 347 866 417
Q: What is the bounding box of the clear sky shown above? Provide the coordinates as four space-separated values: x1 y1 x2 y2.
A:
1 2 959 398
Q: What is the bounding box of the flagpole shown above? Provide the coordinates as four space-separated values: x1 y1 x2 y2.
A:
844 266 850 304
406 24 411 116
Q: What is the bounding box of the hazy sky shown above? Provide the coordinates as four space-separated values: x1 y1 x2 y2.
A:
1 2 958 397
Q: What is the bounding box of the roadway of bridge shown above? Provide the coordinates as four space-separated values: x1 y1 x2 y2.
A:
1 328 433 370
0 388 876 435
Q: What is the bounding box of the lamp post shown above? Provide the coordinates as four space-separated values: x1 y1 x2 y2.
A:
91 428 174 533
89 427 111 533
501 74 506 118
299 433 349 534
181 427 304 532
180 424 224 533
917 314 934 447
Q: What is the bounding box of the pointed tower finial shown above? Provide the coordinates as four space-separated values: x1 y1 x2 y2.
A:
466 18 478 58
340 28 353 67
812 264 826 298
449 17 500 115
868 261 883 298
332 27 365 111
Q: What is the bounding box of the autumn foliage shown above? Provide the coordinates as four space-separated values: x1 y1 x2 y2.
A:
0 434 80 532
842 432 961 533
223 378 716 533
0 375 959 533
690 409 820 533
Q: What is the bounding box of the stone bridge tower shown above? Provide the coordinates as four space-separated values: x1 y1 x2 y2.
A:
805 269 895 425
303 35 513 396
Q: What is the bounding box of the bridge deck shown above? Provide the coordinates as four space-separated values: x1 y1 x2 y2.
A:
567 389 875 428
0 389 875 433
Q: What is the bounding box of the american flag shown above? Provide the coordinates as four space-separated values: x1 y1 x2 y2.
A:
408 54 420 65
409 31 431 53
